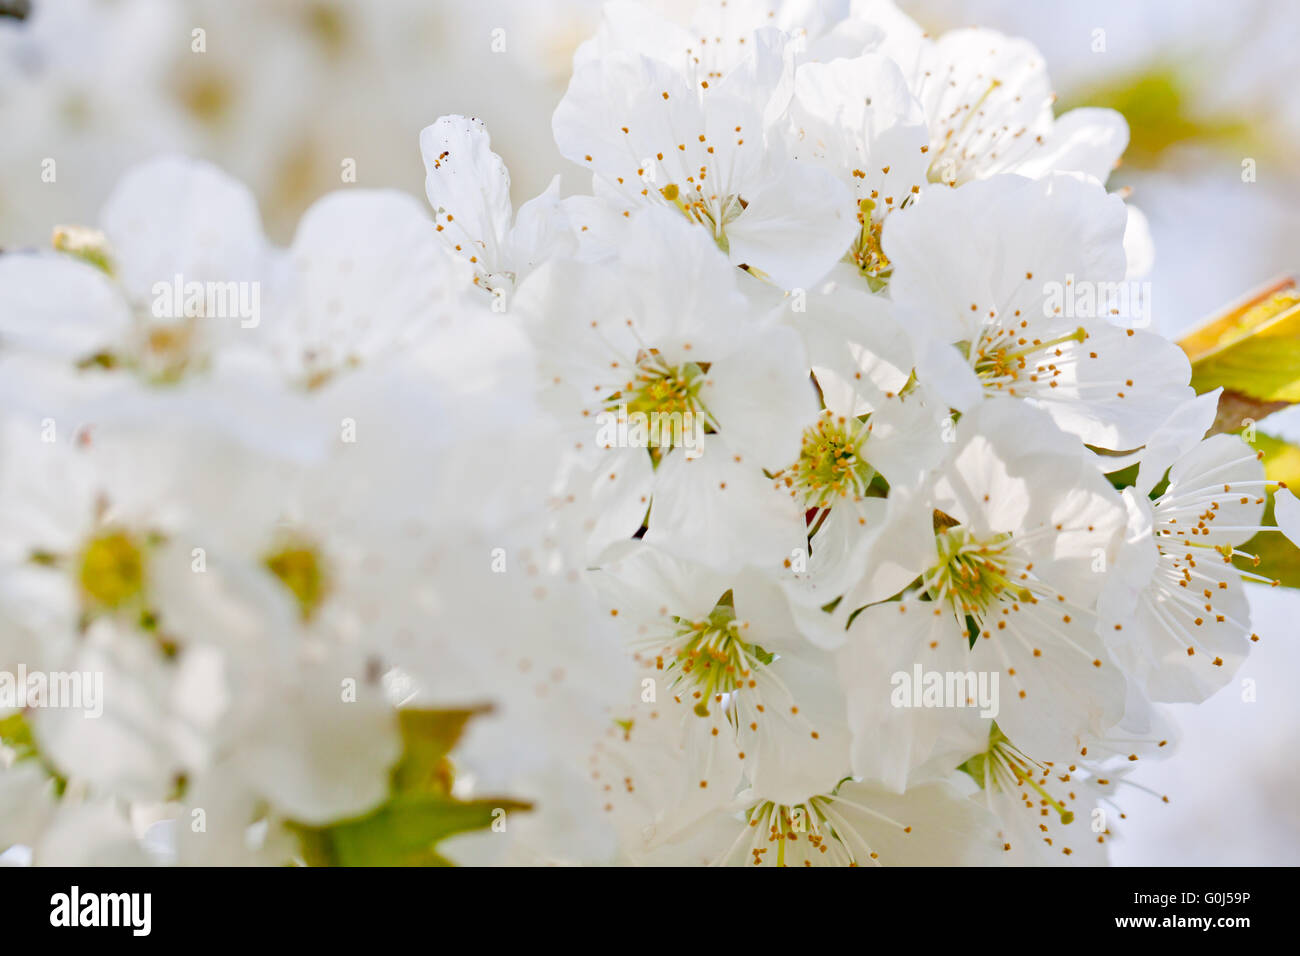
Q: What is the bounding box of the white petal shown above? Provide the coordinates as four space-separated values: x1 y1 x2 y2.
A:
420 115 514 277
1123 203 1155 279
823 779 1002 866
885 173 1128 347
0 253 131 359
839 600 988 791
100 155 266 302
725 158 858 289
1022 323 1193 450
1275 487 1300 547
507 176 576 279
741 648 853 805
265 189 467 381
1134 388 1221 495
1013 107 1130 184
647 443 807 572
794 281 914 416
704 323 818 470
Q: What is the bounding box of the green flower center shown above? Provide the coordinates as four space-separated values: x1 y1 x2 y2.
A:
671 604 761 713
925 526 1021 619
791 414 876 507
78 531 146 610
608 356 711 457
620 360 703 418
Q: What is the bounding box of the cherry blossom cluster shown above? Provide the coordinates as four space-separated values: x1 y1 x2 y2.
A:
2 0 1297 866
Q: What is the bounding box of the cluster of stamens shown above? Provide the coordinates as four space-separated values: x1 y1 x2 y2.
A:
972 323 1088 396
781 412 876 508
667 603 757 714
923 525 1022 621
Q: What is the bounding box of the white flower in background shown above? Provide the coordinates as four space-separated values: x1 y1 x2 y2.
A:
883 173 1193 450
0 760 59 865
858 1 1129 188
553 1 858 288
248 187 474 389
0 0 189 248
787 51 929 285
0 154 268 384
781 1 1134 288
3 793 153 866
0 421 228 803
0 153 627 866
420 114 574 296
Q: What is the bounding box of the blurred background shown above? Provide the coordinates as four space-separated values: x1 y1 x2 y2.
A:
2 0 1297 864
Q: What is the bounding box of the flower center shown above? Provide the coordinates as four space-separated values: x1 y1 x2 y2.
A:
790 414 876 507
622 361 702 419
608 356 711 457
670 603 760 713
972 325 1087 394
658 182 746 254
960 726 1075 824
78 530 146 610
924 526 1021 619
745 800 834 866
849 199 891 288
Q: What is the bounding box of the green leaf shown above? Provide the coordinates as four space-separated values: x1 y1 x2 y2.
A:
1253 432 1300 487
0 712 37 760
1059 64 1256 170
1180 277 1300 406
288 705 532 866
291 794 529 867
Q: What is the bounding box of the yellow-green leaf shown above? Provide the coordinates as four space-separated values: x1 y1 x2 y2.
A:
289 705 531 866
1181 277 1300 404
1253 432 1300 488
0 712 36 760
1059 64 1256 170
291 794 529 867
